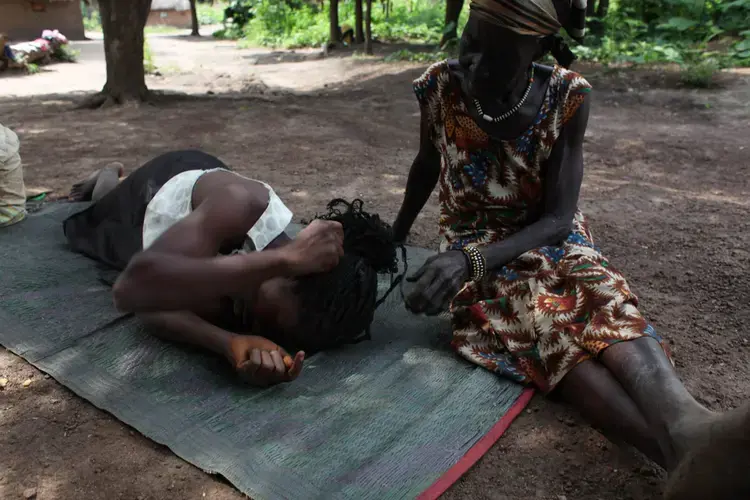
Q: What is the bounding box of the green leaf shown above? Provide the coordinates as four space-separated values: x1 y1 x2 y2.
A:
735 39 750 51
658 17 699 31
719 0 750 11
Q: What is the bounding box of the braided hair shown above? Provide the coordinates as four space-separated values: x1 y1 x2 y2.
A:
291 199 404 354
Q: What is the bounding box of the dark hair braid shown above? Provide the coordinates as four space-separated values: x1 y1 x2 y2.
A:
293 199 406 354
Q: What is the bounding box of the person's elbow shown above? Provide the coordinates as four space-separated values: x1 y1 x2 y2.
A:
112 253 158 313
413 147 440 178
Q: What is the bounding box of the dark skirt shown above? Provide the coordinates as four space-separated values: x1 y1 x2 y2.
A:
62 150 230 270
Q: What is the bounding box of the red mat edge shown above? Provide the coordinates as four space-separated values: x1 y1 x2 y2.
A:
417 387 535 500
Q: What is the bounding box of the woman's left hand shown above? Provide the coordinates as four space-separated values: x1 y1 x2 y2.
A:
404 251 470 316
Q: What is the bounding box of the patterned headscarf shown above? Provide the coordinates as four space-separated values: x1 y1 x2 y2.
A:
469 0 587 41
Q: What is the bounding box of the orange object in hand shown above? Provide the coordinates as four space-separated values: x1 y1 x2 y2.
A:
283 355 293 369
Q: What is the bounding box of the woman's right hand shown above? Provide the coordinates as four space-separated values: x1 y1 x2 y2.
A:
283 219 344 275
227 335 305 387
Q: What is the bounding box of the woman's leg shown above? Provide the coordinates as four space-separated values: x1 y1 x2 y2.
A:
92 162 124 202
63 150 228 270
664 406 750 500
69 162 124 201
555 358 666 467
600 337 720 469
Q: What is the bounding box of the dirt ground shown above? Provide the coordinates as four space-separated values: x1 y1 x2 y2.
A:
1 33 749 500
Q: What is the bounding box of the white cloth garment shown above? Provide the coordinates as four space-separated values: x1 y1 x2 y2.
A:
0 124 26 228
142 168 293 251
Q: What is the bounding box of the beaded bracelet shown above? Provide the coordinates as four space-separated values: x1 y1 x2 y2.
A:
461 245 487 281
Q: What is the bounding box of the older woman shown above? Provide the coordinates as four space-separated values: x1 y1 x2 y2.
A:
392 0 748 491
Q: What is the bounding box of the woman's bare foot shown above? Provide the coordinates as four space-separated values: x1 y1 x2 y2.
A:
664 403 750 499
91 162 123 202
69 162 123 201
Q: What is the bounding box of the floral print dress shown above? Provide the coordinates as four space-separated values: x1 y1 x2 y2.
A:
414 61 668 392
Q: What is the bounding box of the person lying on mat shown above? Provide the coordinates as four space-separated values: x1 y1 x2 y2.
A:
390 0 750 495
63 150 400 387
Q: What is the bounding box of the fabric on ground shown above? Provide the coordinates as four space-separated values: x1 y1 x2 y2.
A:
0 203 530 500
0 124 26 227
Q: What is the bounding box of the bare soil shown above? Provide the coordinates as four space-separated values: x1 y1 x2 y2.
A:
1 34 749 500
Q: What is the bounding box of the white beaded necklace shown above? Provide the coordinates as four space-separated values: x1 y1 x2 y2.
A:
473 65 536 123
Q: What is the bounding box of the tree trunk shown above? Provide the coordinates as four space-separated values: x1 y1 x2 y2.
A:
364 0 372 55
596 0 609 18
329 0 339 45
190 0 200 36
81 0 152 108
439 0 463 48
355 0 364 44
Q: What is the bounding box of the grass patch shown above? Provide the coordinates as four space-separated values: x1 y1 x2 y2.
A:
144 25 183 35
680 59 721 88
143 39 157 74
53 45 79 63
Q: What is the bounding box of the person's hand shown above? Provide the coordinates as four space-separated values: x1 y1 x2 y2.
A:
226 335 304 387
404 251 470 316
283 219 344 275
391 218 410 245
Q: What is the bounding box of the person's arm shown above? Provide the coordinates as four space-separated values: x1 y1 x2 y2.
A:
139 310 238 359
477 96 589 268
405 97 590 315
113 184 344 313
138 311 304 386
392 112 442 243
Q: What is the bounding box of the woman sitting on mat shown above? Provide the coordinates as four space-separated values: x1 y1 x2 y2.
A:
391 0 748 496
63 150 399 388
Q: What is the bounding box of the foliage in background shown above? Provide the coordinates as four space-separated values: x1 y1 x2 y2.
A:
572 0 750 72
216 0 462 48
53 45 79 63
216 0 748 77
240 0 330 48
80 0 225 33
79 0 748 88
143 39 157 74
81 0 102 31
680 58 722 87
198 1 227 24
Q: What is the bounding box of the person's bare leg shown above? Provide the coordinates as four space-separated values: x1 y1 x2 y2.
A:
601 337 737 468
69 162 124 201
601 336 750 497
664 405 750 500
91 163 124 202
555 359 665 467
